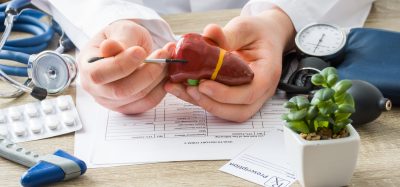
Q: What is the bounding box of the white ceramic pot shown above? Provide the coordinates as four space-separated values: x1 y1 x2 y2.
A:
284 125 360 187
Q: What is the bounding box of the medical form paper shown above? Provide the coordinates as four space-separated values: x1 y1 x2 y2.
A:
75 84 287 168
220 129 296 187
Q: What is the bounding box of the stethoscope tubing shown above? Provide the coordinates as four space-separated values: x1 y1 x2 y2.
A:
0 10 53 54
0 49 29 76
0 0 53 100
0 65 27 77
0 7 54 77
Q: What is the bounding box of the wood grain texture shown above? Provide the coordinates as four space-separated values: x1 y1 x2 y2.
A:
1 0 399 186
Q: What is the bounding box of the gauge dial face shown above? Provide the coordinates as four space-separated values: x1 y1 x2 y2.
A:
295 24 346 57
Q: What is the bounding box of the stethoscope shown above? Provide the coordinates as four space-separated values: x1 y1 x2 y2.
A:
0 0 77 100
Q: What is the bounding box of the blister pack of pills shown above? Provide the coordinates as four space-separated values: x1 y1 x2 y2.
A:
0 95 82 143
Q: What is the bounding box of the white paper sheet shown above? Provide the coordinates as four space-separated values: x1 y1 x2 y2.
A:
75 83 288 168
220 129 296 187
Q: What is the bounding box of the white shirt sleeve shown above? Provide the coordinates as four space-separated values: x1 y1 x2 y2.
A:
241 0 374 31
31 0 176 50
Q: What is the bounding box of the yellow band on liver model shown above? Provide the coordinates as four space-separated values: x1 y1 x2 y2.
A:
210 48 226 80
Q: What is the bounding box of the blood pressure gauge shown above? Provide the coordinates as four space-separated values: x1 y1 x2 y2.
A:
295 23 347 62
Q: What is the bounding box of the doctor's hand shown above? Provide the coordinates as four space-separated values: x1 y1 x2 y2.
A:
164 8 295 122
78 20 174 114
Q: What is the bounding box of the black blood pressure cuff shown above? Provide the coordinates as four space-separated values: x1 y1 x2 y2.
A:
335 28 400 105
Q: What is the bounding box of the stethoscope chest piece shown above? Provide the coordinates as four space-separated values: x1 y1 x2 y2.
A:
28 51 77 95
0 0 78 100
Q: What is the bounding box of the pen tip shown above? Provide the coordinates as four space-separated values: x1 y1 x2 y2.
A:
169 59 187 63
88 56 105 63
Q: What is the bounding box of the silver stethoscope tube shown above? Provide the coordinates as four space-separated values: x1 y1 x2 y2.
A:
0 14 14 51
0 12 32 98
0 10 36 98
0 78 31 98
0 69 33 93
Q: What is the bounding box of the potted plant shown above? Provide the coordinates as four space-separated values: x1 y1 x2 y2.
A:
282 67 360 187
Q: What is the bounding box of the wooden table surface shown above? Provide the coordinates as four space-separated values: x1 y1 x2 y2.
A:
1 0 400 186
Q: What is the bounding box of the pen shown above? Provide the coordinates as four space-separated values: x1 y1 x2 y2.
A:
87 56 187 64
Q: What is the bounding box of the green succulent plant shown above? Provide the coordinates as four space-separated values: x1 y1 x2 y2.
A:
282 67 355 135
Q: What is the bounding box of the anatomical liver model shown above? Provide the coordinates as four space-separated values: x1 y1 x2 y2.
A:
168 33 254 86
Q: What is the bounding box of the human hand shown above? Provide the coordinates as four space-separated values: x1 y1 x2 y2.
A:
78 20 175 113
164 8 295 122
